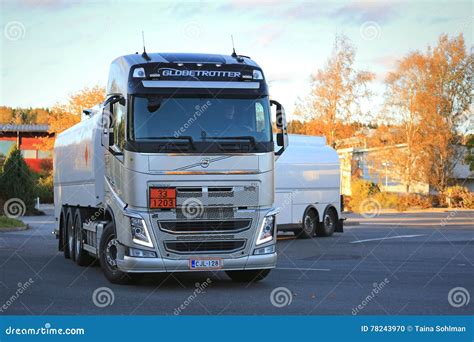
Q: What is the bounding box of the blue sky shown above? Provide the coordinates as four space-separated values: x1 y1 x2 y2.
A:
0 0 472 120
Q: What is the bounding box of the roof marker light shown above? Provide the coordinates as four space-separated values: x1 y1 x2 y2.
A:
133 67 146 78
253 70 264 80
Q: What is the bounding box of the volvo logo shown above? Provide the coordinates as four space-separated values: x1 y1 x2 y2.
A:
200 158 210 168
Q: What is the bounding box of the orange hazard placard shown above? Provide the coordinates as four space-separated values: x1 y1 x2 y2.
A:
149 188 176 209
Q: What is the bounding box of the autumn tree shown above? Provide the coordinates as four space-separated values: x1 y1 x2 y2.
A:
384 34 473 192
38 85 105 150
296 35 375 146
0 106 13 124
466 135 474 171
384 52 428 192
422 34 473 191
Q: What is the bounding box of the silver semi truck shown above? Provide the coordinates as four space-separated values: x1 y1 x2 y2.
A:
53 52 288 284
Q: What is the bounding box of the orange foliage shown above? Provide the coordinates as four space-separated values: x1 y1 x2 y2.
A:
384 34 472 191
37 86 105 150
295 35 374 146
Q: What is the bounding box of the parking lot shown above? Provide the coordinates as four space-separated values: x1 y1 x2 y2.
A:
0 209 472 315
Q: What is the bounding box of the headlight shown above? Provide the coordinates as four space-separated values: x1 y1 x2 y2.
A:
256 215 275 245
130 217 153 248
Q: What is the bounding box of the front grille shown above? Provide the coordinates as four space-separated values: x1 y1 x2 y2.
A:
165 240 246 254
160 219 251 233
173 185 259 207
208 187 233 198
176 188 203 198
176 207 234 220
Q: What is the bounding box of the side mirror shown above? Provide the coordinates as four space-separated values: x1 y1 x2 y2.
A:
104 93 126 107
276 132 284 147
101 104 114 148
270 100 288 156
109 129 114 146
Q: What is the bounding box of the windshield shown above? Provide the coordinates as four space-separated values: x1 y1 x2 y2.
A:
130 97 272 147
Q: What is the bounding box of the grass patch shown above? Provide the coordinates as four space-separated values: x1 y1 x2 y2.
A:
0 216 26 229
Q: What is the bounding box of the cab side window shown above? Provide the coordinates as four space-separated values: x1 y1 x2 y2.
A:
113 102 126 150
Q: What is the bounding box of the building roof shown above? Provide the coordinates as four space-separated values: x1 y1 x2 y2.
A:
0 124 49 133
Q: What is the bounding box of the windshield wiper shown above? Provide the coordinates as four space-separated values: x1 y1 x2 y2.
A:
139 136 196 150
205 136 256 147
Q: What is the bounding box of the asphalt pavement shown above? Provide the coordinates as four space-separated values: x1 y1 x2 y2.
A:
0 208 472 315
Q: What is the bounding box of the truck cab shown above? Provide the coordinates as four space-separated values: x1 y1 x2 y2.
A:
54 52 288 283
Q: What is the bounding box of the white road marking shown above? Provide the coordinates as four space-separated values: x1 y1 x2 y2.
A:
277 267 330 272
350 234 425 244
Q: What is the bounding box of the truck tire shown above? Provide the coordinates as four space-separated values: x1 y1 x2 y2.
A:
60 208 70 259
297 209 318 238
316 207 337 237
74 209 95 266
226 269 271 283
99 222 134 284
66 208 76 261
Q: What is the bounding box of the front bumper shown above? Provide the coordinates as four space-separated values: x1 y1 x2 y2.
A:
116 252 277 273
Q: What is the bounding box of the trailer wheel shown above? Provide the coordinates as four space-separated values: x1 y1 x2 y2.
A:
316 207 337 237
226 269 271 283
297 209 318 238
66 208 76 261
99 223 133 284
74 209 94 266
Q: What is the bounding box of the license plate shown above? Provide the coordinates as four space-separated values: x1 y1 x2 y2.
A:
189 258 222 270
150 187 176 209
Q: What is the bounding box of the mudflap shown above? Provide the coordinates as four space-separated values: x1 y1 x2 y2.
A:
336 218 344 233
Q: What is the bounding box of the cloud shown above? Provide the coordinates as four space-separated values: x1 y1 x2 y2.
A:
371 55 398 69
16 0 83 9
216 1 400 26
332 1 400 24
252 23 286 46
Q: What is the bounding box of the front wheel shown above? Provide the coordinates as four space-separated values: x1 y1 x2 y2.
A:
226 269 271 283
99 223 134 285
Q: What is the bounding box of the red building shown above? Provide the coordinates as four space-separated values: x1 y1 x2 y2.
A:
0 124 53 172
